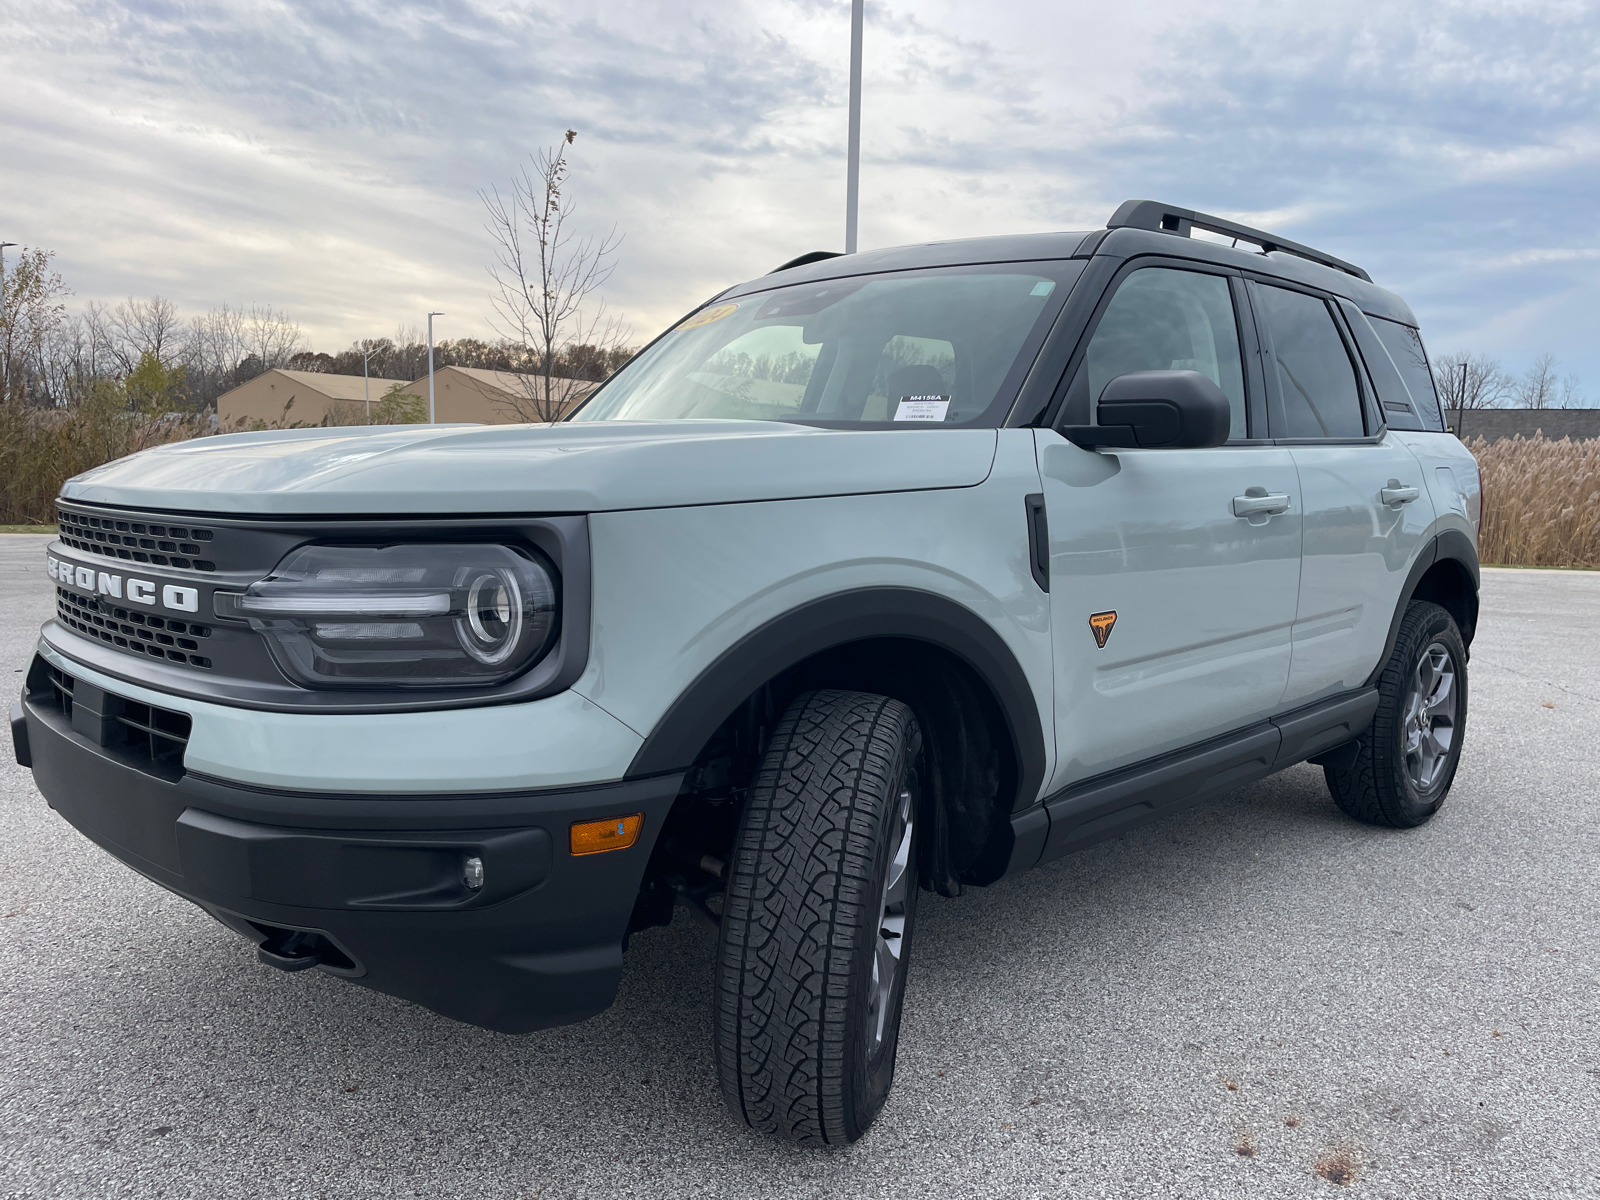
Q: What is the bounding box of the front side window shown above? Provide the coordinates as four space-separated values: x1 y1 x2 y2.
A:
1371 317 1446 432
1084 267 1248 439
1254 284 1366 439
570 263 1083 427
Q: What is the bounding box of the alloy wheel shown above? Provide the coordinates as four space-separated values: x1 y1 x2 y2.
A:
1404 641 1457 792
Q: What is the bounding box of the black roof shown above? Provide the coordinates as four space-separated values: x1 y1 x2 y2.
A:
736 201 1417 326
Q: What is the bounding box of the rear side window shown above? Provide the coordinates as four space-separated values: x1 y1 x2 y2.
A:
1084 267 1248 439
1254 284 1365 439
1337 299 1423 431
1370 318 1446 432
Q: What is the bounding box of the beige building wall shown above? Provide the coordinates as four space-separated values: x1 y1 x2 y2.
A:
407 366 595 424
217 369 408 429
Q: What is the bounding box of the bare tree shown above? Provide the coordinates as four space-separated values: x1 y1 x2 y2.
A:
243 303 303 369
108 295 186 371
1434 351 1511 413
480 130 628 422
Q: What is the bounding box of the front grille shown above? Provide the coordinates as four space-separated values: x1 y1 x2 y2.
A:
55 508 216 572
56 586 214 669
32 660 193 776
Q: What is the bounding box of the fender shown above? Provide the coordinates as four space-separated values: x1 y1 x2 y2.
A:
625 587 1048 812
1364 529 1480 689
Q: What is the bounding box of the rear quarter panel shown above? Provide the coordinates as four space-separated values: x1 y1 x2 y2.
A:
1394 431 1482 551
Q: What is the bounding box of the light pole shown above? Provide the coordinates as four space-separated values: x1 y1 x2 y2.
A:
845 0 863 254
362 346 372 423
426 312 444 423
0 242 16 401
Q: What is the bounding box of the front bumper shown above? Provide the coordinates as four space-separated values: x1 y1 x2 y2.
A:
16 656 681 1034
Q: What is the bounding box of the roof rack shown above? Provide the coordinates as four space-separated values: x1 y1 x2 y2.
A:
1106 200 1371 283
769 250 843 275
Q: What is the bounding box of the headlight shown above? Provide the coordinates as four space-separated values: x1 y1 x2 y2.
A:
214 543 558 688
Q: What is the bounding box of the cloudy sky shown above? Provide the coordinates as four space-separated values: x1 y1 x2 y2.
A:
4 0 1598 392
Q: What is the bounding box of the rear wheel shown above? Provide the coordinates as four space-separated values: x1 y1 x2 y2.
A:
713 689 921 1144
1325 600 1467 828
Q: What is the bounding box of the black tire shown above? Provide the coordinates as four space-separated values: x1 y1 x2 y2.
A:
714 689 921 1144
1326 600 1468 828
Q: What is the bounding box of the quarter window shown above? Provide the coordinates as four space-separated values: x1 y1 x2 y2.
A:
1085 268 1248 439
1254 285 1365 439
1370 318 1446 432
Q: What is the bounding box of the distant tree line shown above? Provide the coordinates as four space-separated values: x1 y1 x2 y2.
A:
0 247 308 414
0 248 634 420
284 336 632 388
1433 350 1587 411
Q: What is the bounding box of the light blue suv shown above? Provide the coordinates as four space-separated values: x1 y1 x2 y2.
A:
12 200 1480 1144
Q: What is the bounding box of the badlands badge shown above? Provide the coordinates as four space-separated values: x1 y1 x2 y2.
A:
1089 610 1118 649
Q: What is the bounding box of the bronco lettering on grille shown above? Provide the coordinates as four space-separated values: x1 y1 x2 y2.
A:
46 555 199 614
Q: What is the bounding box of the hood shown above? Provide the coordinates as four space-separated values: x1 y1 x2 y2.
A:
59 421 999 515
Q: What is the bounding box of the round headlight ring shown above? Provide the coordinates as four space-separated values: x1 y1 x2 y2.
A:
458 568 524 665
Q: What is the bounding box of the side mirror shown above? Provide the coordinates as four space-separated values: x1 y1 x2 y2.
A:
1063 370 1231 450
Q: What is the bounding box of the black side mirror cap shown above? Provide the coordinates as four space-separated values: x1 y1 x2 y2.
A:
1062 370 1232 449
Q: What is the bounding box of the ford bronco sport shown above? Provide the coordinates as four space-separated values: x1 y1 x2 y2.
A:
12 200 1480 1144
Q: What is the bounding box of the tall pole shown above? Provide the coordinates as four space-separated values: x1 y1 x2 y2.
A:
363 347 371 423
426 312 443 423
0 242 16 401
845 0 863 254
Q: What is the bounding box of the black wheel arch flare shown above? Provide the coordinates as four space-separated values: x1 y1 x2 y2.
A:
1365 529 1481 690
624 587 1049 817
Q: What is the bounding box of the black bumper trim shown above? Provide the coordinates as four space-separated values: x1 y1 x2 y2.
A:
21 690 682 1034
10 700 28 768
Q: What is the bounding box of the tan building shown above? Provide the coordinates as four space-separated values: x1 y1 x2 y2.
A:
217 369 409 429
217 366 598 430
410 365 595 424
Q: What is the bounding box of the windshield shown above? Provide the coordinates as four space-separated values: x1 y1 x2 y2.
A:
570 261 1084 427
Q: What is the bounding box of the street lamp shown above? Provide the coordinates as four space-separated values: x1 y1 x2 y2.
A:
362 346 372 423
0 241 16 400
426 312 444 423
845 0 863 254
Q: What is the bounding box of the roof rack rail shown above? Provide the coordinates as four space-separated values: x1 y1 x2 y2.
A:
769 250 843 275
1106 200 1371 283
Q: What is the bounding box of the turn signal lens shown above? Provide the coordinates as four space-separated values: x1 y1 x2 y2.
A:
570 813 644 856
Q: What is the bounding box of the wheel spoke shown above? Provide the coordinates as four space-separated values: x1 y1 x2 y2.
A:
1425 671 1455 720
868 786 915 1056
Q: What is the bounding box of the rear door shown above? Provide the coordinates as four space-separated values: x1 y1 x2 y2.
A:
1037 262 1302 794
1248 279 1436 706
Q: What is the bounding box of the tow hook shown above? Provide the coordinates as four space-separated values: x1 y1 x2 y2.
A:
256 929 338 973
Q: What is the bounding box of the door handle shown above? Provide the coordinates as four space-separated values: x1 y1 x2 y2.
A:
1381 481 1420 506
1232 489 1291 518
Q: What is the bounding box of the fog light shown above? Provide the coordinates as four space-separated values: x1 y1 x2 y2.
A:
570 814 644 856
462 855 485 891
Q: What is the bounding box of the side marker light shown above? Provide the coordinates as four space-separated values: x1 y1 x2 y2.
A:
570 813 644 856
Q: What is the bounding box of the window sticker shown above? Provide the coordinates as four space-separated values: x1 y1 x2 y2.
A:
894 395 950 422
1030 281 1056 297
675 303 739 331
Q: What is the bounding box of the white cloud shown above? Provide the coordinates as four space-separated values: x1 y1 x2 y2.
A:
2 0 1597 387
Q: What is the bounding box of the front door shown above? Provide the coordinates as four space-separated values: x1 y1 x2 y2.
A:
1247 280 1437 706
1038 264 1303 795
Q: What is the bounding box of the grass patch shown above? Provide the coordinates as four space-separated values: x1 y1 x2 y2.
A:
1470 434 1600 569
0 525 58 535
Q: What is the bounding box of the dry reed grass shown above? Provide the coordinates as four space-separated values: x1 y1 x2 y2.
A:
6 396 1597 570
1470 434 1600 568
0 393 211 526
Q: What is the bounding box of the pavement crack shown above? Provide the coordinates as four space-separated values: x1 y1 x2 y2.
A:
1472 656 1600 705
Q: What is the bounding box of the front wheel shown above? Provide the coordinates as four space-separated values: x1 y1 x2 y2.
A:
713 689 921 1144
1325 600 1468 828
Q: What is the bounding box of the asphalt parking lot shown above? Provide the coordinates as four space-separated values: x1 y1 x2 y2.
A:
2 531 1595 1199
